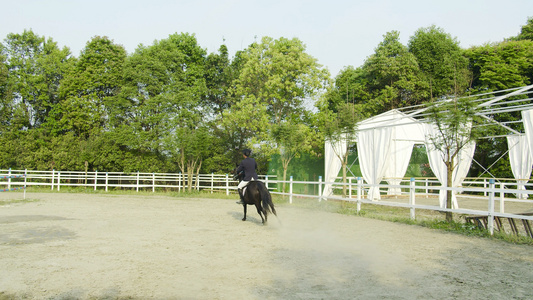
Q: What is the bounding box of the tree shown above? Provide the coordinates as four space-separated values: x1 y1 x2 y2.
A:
204 44 238 118
316 97 361 197
233 36 329 125
54 36 126 137
217 95 270 168
465 39 533 178
1 30 72 129
271 121 312 193
425 97 485 222
408 25 470 99
466 40 533 91
325 66 370 113
512 17 533 41
121 32 208 177
363 31 426 114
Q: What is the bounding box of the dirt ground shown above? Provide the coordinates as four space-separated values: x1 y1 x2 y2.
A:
0 192 532 300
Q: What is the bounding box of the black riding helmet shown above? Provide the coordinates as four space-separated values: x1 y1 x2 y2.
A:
242 149 252 157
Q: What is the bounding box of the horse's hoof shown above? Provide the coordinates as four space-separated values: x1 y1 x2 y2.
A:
242 218 246 221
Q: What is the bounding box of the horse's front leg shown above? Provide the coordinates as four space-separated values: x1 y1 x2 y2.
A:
242 204 247 221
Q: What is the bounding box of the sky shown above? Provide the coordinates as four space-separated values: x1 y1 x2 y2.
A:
2 0 533 77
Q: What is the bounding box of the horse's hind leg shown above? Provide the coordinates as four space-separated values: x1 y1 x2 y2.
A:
242 204 247 221
255 204 265 224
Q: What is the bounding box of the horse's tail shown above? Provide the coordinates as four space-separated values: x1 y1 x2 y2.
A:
259 182 276 216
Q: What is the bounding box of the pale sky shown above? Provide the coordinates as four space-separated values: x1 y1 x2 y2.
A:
2 0 532 77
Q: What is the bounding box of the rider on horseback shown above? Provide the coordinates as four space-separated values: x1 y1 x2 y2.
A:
235 149 258 205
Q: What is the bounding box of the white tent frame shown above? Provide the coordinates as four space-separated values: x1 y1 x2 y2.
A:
324 85 533 206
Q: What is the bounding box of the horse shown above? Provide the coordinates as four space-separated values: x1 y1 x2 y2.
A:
232 168 277 224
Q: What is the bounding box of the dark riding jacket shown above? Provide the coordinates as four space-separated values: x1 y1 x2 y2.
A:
236 157 258 181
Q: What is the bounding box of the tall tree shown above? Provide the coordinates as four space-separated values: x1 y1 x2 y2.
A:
204 44 238 117
271 121 312 193
52 36 126 137
363 31 426 114
316 97 361 197
425 97 485 222
1 30 72 129
511 17 533 41
466 40 533 91
325 66 370 113
234 36 329 125
121 32 208 176
465 39 533 178
408 25 470 99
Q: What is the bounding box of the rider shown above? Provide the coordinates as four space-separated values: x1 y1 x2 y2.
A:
235 149 258 205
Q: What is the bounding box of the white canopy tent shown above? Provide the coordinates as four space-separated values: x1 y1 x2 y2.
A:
323 85 533 207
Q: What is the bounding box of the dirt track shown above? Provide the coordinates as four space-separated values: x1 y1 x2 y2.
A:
1 192 532 299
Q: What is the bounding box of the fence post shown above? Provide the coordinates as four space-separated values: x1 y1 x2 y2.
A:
488 179 495 235
289 176 293 204
348 177 352 199
197 173 200 192
211 173 214 194
152 173 155 192
24 169 27 200
105 172 109 192
178 173 182 192
7 168 11 189
318 176 322 202
136 171 140 192
484 178 488 197
425 178 429 198
265 175 269 190
51 169 55 190
94 170 98 191
357 177 362 212
410 178 416 220
499 182 505 213
226 174 229 196
57 172 61 191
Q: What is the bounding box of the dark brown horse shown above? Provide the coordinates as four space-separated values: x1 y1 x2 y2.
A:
233 168 277 224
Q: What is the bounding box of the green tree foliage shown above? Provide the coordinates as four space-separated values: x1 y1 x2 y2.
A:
465 40 533 178
121 33 209 179
234 36 329 125
325 66 370 114
316 94 362 196
271 121 312 192
408 25 470 99
425 97 486 221
362 31 425 113
466 40 533 91
53 36 126 137
511 17 533 41
1 30 72 129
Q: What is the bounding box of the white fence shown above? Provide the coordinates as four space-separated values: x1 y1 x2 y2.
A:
0 169 276 195
1 169 532 237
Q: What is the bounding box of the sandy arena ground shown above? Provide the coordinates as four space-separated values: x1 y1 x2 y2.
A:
0 192 532 299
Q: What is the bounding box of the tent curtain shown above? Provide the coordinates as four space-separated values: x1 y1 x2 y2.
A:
425 124 476 209
357 127 392 200
507 135 532 199
384 138 415 196
523 109 533 160
323 138 347 197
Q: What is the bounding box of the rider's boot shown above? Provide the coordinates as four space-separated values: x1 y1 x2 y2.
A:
236 188 245 205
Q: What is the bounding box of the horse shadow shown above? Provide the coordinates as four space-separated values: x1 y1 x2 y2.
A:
228 210 264 225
